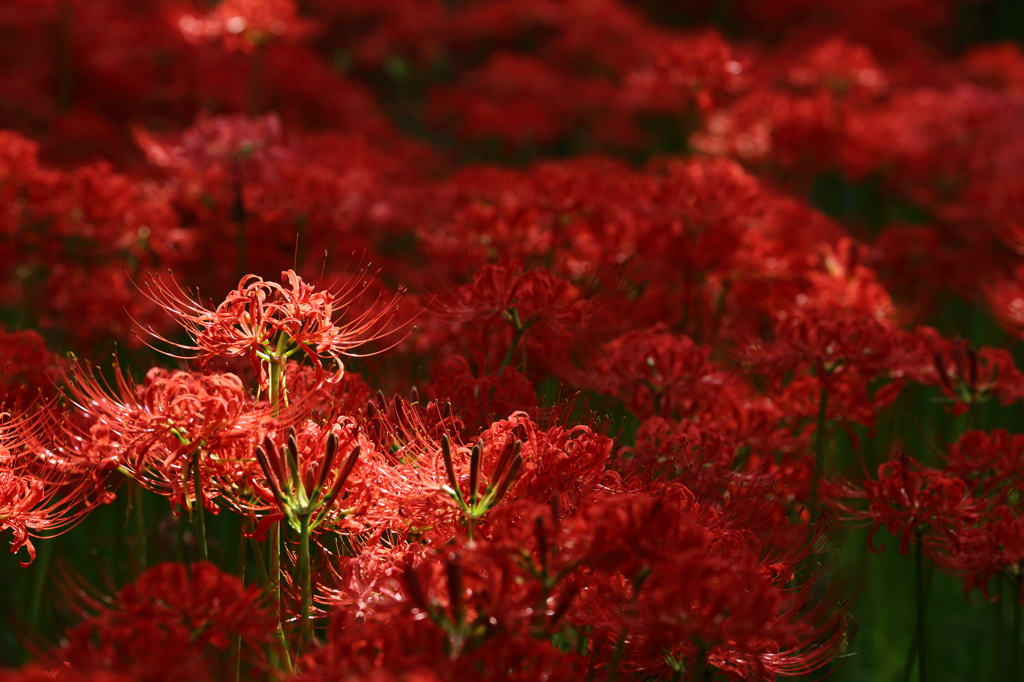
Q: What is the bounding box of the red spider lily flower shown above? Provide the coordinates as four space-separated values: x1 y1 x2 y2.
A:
175 0 319 54
317 540 412 623
48 562 276 681
61 363 283 511
742 307 906 390
0 328 64 410
945 429 1024 499
436 434 523 529
300 540 587 680
930 505 1024 599
895 328 1024 415
588 324 735 420
476 411 612 508
426 355 538 433
0 667 134 682
439 261 597 373
624 30 747 116
364 395 525 539
826 453 986 556
143 269 407 394
0 412 112 565
246 418 386 534
489 487 846 680
985 264 1024 340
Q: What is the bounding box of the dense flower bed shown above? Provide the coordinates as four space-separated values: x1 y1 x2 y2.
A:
2 1 1024 680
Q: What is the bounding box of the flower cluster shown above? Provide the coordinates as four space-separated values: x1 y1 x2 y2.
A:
1 0 1023 680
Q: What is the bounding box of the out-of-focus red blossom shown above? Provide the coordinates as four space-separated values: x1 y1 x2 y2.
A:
932 506 1024 600
0 329 64 409
134 112 286 174
0 0 57 24
963 43 1024 94
0 667 134 682
945 430 1024 498
623 31 747 115
426 356 538 433
428 52 632 149
866 225 962 323
741 308 906 407
0 129 190 348
894 328 1024 414
826 454 985 556
48 561 275 681
437 261 596 373
693 42 876 181
587 324 734 420
985 264 1024 340
175 0 319 53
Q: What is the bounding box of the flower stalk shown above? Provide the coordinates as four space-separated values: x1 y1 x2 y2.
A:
915 531 928 682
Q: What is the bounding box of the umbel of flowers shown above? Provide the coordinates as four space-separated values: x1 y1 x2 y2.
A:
0 269 844 681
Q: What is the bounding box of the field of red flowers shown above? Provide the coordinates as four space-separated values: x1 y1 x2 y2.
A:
3 1 1024 680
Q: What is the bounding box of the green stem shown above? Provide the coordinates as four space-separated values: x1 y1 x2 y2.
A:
605 630 627 682
267 521 292 671
133 482 147 570
916 534 928 682
268 356 288 412
994 576 1004 682
298 513 313 651
689 649 705 682
499 325 526 372
26 539 54 638
232 528 247 682
810 385 829 505
1013 574 1022 682
814 385 829 466
192 454 208 562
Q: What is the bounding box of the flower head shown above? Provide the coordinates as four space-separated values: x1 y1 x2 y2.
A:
143 269 407 390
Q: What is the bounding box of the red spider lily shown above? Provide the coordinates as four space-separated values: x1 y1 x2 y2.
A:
931 505 1024 599
301 532 588 680
362 395 528 539
245 419 386 535
142 269 408 393
624 31 746 116
175 0 320 54
317 540 412 622
945 429 1024 499
438 261 597 373
0 412 112 564
61 363 286 513
826 453 987 556
588 324 736 420
741 307 906 390
896 328 1024 415
472 487 846 681
436 434 523 529
0 328 64 410
0 667 134 682
425 355 538 433
476 411 612 508
985 264 1024 340
46 562 276 681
